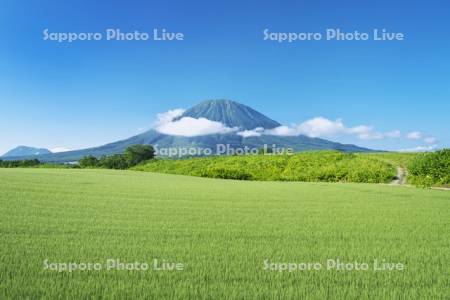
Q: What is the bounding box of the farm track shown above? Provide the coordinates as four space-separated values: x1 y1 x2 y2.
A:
390 166 449 191
391 166 407 185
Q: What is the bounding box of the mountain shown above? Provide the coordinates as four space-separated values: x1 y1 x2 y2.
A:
2 146 51 158
4 100 375 162
176 99 281 129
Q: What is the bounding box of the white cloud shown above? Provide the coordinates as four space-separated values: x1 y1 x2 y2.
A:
298 117 347 137
155 108 185 126
264 117 345 137
155 108 237 137
399 144 438 152
156 116 238 137
406 131 422 140
347 125 385 140
264 125 301 136
237 127 264 138
264 125 299 136
51 147 70 153
385 130 401 138
152 109 437 150
263 117 399 141
406 131 437 144
424 137 436 144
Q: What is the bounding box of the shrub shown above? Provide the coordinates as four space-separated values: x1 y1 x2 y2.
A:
202 166 252 180
134 151 396 184
408 149 450 187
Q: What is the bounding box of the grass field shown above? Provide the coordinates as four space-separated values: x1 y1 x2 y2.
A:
1 168 449 299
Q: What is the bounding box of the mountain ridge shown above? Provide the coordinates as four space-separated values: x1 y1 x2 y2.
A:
176 99 281 130
2 146 51 158
2 100 375 162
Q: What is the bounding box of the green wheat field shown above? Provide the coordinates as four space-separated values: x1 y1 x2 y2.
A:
0 168 449 299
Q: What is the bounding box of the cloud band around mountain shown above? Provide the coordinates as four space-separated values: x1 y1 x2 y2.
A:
236 117 403 141
155 109 238 137
154 108 437 151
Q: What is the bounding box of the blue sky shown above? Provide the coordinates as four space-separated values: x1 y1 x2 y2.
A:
0 0 449 154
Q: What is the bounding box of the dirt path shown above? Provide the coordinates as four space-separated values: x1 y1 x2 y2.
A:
391 166 407 185
390 166 449 190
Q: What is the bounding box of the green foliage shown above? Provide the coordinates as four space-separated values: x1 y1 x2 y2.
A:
124 144 155 166
79 155 99 168
360 152 420 167
0 168 449 299
201 166 252 180
79 145 155 170
0 159 40 168
99 154 129 170
134 151 396 183
35 163 80 169
0 159 82 169
408 149 450 187
281 152 395 183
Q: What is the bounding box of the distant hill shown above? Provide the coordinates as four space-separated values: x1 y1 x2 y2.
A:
4 100 375 162
2 146 51 158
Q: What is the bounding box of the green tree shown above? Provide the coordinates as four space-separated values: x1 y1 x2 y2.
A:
125 144 155 166
0 159 40 168
19 159 40 167
99 154 129 170
79 155 99 168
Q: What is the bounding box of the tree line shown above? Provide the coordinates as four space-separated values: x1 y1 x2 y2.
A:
0 145 155 170
79 144 155 169
0 159 41 168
